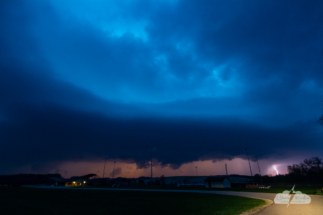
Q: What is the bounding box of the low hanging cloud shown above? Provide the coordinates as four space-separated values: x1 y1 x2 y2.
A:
0 0 322 176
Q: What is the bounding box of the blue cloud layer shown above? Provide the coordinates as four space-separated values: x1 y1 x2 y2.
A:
0 0 322 173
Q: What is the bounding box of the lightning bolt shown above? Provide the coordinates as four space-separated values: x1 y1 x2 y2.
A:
274 165 279 175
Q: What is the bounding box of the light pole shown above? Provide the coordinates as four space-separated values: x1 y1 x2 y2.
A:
244 147 254 184
113 161 116 178
103 155 108 178
150 148 156 179
256 156 263 184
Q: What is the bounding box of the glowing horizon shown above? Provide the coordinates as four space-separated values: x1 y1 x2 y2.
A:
14 158 292 179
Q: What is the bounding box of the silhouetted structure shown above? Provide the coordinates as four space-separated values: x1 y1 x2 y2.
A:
205 175 252 188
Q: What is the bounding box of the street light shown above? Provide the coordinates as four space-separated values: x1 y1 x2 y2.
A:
102 155 108 178
255 156 263 184
244 147 254 184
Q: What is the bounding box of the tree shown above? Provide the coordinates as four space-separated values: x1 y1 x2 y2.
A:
303 157 323 173
288 157 323 184
287 163 306 182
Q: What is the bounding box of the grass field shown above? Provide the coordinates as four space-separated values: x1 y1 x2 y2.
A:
0 187 265 215
114 185 323 195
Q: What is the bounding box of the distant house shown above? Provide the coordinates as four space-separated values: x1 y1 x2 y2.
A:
50 177 87 187
87 178 110 186
227 175 252 187
205 175 252 188
112 178 133 187
205 176 231 188
51 174 97 187
168 176 207 185
65 179 84 187
88 178 136 187
143 176 208 186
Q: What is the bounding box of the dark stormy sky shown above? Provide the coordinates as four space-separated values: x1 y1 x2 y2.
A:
1 0 322 178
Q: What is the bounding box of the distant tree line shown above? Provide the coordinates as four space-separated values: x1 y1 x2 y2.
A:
254 157 323 185
287 157 323 184
0 174 62 186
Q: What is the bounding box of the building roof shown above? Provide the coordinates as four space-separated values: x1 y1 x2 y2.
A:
50 178 84 183
204 175 252 183
227 176 251 183
204 176 230 182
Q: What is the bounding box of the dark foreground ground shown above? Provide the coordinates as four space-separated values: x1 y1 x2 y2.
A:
0 187 265 215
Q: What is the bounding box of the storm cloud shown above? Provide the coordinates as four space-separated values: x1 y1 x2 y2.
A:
0 0 322 176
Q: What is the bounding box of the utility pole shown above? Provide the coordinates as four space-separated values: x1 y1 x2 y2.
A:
151 149 152 179
150 148 156 179
256 156 263 184
103 155 108 178
244 147 254 184
113 161 116 178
